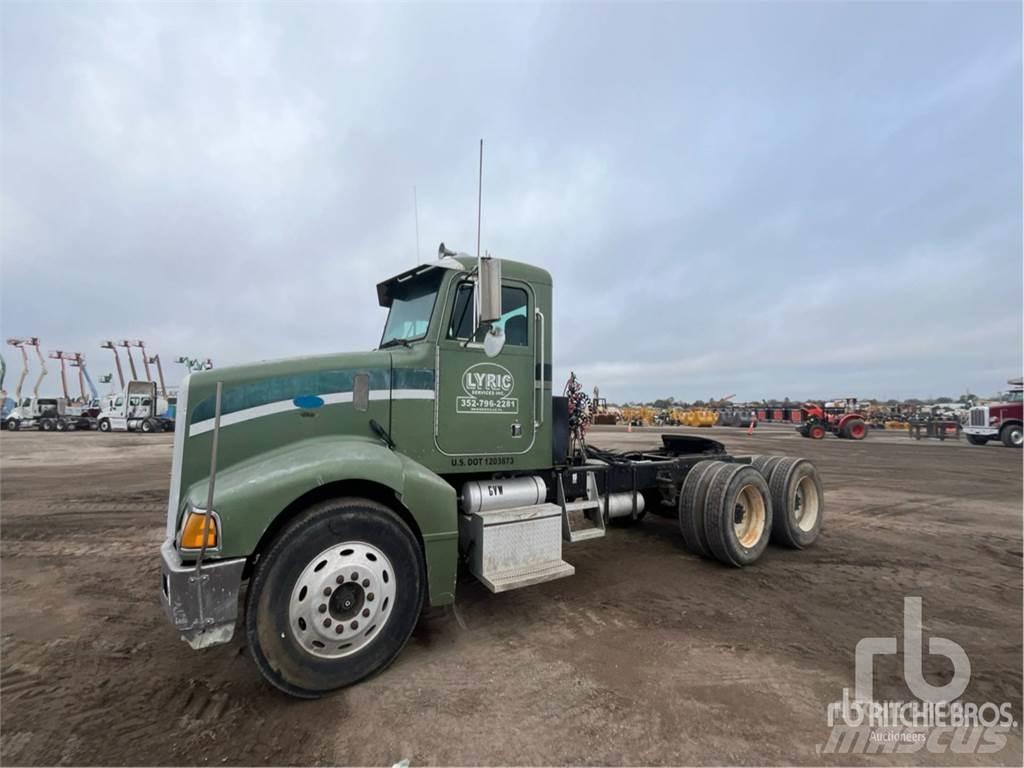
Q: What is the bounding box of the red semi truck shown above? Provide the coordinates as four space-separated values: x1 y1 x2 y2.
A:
963 379 1023 448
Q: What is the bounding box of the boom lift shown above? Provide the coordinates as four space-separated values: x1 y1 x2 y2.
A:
37 351 97 432
158 244 827 698
101 341 126 389
0 353 12 422
3 337 64 431
120 340 140 380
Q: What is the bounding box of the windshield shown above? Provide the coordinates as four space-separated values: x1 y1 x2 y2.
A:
1003 390 1023 402
380 271 443 346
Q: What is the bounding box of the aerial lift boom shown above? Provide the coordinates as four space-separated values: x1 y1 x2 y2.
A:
26 338 47 399
48 351 72 402
101 341 125 389
120 340 139 380
71 353 99 404
6 338 32 403
136 341 153 381
149 354 167 398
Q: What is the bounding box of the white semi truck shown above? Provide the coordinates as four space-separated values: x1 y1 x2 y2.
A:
97 380 174 432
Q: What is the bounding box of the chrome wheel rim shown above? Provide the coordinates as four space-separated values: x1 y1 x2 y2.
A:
288 542 396 659
794 475 820 532
734 484 767 548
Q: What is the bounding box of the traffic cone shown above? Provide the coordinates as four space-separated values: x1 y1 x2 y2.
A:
626 421 632 433
747 418 757 436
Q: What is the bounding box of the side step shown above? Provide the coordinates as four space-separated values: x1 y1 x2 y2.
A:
559 472 607 543
460 503 575 593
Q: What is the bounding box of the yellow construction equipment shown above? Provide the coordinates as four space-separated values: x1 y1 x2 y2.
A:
622 405 655 426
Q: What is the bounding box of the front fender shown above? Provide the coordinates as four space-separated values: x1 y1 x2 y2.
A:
182 435 458 605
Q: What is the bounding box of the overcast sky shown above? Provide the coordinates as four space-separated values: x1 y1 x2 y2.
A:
2 1 1021 403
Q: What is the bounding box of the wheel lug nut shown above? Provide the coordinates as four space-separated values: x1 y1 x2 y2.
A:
323 587 332 596
335 625 344 634
367 593 375 602
362 608 370 618
350 572 359 581
323 618 331 628
350 620 359 630
362 578 370 587
336 575 345 584
318 604 327 613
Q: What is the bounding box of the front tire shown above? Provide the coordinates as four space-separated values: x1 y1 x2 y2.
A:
98 419 111 432
245 498 425 698
5 418 18 432
1001 423 1023 448
966 434 988 446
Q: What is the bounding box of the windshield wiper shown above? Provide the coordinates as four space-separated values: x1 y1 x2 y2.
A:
379 338 412 349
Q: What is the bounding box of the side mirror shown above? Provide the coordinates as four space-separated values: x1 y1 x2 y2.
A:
478 255 502 324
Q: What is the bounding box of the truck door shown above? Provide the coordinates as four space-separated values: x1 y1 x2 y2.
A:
435 278 537 458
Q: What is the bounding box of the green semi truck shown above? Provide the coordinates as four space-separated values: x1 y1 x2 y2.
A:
160 246 824 697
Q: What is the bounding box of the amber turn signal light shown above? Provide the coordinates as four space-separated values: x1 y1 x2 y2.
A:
180 510 218 550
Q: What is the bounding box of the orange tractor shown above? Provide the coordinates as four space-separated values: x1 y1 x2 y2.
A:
797 399 868 440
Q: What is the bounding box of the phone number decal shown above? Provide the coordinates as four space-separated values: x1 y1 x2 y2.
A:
456 396 519 414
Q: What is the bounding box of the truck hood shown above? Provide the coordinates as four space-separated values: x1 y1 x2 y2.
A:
184 350 395 427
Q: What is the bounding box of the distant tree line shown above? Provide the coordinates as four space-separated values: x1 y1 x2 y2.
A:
611 394 980 408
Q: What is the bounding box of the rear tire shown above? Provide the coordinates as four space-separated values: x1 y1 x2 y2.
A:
141 418 154 433
749 455 784 481
677 461 728 558
41 419 55 432
703 464 772 567
966 434 988 446
768 457 824 549
1001 423 1023 448
245 498 425 698
55 419 68 432
843 418 867 440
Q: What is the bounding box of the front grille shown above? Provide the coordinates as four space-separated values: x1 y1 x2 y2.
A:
969 407 987 427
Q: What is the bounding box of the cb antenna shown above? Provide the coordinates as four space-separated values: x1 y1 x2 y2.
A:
476 139 483 265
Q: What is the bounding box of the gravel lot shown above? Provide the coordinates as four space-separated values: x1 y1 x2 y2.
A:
1 425 1021 765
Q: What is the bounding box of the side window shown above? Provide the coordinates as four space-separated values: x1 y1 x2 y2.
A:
447 283 530 346
115 397 124 407
496 287 529 346
448 283 475 340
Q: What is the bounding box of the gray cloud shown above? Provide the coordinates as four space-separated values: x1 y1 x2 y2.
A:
2 1 1021 402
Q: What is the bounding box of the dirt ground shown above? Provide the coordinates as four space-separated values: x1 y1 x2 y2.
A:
1 425 1021 766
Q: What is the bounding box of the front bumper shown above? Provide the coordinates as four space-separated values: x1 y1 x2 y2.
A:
962 426 997 437
160 539 246 649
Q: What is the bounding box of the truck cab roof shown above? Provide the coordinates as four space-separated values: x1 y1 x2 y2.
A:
377 252 552 308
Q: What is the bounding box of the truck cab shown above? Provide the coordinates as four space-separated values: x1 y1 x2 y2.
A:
964 379 1023 447
97 381 173 433
159 246 824 698
4 397 61 431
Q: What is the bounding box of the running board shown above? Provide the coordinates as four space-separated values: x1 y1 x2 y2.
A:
459 503 575 593
559 472 607 543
